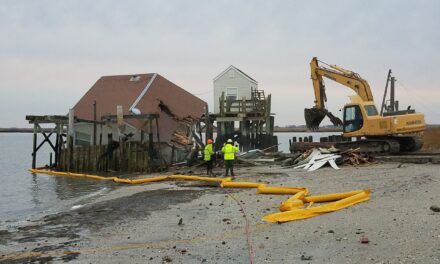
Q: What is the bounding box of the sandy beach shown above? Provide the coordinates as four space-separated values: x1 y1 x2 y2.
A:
1 161 439 263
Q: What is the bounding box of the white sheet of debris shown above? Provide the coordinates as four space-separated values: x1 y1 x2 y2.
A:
293 150 341 172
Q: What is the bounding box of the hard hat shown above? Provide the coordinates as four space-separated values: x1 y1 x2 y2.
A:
207 139 213 144
227 139 233 143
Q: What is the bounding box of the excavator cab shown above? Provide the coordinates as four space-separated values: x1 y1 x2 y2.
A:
343 105 364 133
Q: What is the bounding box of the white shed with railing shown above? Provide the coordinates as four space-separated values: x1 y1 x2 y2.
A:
213 65 258 113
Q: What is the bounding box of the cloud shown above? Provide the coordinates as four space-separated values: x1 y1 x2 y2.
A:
1 0 439 127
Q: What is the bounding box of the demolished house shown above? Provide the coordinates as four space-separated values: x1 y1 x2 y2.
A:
71 73 206 168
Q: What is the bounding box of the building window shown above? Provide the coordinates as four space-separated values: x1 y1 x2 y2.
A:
75 131 91 146
228 70 235 78
226 87 238 101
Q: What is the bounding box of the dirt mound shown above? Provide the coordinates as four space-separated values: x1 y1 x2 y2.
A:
422 127 440 151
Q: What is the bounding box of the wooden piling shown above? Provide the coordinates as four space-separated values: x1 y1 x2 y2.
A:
32 124 37 169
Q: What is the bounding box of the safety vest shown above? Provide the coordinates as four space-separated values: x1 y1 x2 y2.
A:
222 143 238 160
204 144 213 161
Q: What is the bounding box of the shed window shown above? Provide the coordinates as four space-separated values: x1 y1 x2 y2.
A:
226 87 238 101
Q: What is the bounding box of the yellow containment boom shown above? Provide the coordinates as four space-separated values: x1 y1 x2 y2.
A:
29 168 370 223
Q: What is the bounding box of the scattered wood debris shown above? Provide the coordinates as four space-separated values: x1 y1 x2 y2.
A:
341 148 376 166
171 130 193 145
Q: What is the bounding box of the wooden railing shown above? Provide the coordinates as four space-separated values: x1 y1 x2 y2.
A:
219 92 269 115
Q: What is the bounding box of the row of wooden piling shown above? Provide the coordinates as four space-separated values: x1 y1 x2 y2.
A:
288 135 352 153
57 141 152 174
289 135 352 145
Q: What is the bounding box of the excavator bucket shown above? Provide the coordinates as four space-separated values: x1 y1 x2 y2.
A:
305 108 343 130
304 108 326 130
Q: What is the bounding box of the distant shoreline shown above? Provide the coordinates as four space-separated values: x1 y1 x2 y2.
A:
0 128 34 133
273 127 342 133
0 128 54 133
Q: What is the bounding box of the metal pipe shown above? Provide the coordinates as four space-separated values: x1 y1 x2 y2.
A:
380 69 392 116
390 76 395 112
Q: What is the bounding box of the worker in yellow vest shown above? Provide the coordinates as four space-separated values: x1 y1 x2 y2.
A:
221 139 238 176
204 139 214 175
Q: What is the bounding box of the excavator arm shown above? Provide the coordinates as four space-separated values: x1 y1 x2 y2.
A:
305 57 374 129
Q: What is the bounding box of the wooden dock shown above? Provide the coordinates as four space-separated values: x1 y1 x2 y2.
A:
26 114 162 174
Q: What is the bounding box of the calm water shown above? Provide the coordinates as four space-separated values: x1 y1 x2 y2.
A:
0 133 117 229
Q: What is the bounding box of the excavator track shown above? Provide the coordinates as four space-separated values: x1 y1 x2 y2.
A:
335 139 401 154
334 135 423 154
392 135 424 152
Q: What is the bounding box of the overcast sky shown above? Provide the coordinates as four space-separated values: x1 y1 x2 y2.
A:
1 0 439 127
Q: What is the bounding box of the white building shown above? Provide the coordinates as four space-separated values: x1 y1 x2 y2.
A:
213 65 258 113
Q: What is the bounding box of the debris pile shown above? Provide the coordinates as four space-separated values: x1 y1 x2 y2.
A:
282 147 374 171
293 152 341 171
342 149 375 166
235 145 299 166
173 143 374 172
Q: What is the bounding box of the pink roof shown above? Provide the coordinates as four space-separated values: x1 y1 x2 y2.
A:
73 74 154 120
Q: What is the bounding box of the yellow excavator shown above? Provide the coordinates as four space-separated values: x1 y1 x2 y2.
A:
304 57 425 153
